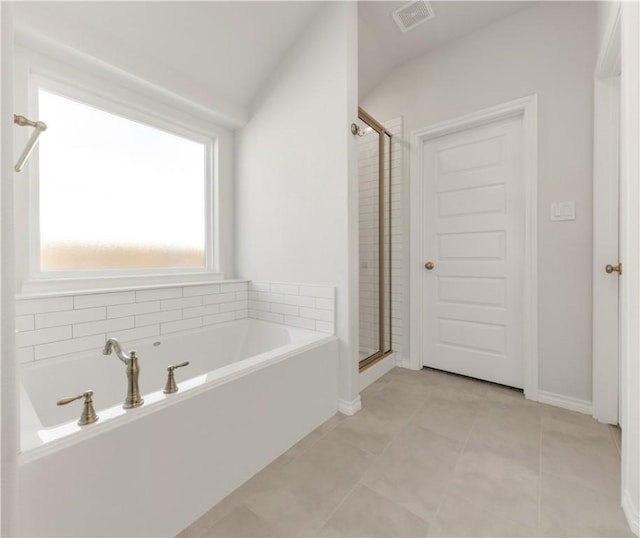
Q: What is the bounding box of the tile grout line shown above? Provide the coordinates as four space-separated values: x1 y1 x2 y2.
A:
361 379 460 526
313 380 430 535
431 407 478 521
186 372 626 538
277 414 346 472
186 414 347 537
430 391 542 535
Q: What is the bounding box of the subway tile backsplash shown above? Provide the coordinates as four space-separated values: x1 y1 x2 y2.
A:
248 281 335 335
16 280 336 363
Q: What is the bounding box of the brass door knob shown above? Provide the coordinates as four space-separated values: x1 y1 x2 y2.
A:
424 262 435 270
605 263 622 275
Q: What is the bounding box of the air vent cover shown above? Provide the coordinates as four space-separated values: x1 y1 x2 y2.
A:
392 0 435 33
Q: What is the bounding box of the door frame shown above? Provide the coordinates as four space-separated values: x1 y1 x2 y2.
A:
1 2 18 535
357 107 394 372
620 2 640 534
592 2 621 425
409 95 539 400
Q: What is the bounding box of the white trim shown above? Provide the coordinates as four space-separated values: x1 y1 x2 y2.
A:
19 273 227 297
1 4 19 535
396 355 420 371
620 3 640 536
13 23 247 130
538 390 593 416
16 278 248 301
13 45 235 296
338 396 362 416
358 353 396 393
595 3 622 79
409 95 539 400
593 3 622 426
622 489 640 538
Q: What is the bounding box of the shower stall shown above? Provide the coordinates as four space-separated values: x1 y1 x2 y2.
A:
357 108 393 370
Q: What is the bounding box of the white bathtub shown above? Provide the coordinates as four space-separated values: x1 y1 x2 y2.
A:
17 318 339 537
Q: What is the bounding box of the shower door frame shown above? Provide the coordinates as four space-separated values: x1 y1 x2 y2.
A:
358 107 393 372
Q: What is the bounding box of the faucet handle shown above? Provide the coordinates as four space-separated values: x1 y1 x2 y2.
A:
168 361 189 372
163 361 190 394
57 390 99 426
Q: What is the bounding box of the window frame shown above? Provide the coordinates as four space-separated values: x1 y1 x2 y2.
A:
14 45 230 295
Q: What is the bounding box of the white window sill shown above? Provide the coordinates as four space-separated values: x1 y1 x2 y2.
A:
17 272 247 299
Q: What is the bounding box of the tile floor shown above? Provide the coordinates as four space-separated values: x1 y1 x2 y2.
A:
179 367 633 537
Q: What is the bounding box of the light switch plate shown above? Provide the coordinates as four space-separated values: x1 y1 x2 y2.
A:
550 201 575 221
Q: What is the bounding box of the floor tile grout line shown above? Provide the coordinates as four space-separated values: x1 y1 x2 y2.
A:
185 370 628 538
186 414 348 537
360 380 458 524
374 390 427 456
312 465 376 535
431 407 478 520
313 380 431 535
316 381 431 535
538 417 625 504
277 414 346 472
332 380 430 459
429 394 544 534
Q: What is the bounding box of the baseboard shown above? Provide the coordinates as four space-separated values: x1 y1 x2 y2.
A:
396 356 421 371
338 396 362 416
538 390 593 415
358 353 396 392
623 489 640 537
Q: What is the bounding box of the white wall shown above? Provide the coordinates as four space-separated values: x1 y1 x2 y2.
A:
1 3 19 535
362 2 597 402
235 2 359 407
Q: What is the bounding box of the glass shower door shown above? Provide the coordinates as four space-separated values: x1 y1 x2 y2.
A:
357 108 392 370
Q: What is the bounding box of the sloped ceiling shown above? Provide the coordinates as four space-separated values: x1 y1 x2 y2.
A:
14 1 321 128
359 1 534 99
14 2 536 124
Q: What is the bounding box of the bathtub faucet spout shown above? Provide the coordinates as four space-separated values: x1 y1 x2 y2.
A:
103 338 144 409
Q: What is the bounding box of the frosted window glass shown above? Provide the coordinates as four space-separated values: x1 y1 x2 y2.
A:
37 89 207 272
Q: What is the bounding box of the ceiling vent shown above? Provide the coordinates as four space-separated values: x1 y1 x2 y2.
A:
392 0 435 33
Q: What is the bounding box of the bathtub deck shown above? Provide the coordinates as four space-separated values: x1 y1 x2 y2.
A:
179 367 631 537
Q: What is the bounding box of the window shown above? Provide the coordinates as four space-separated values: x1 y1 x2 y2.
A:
37 89 209 273
13 49 231 295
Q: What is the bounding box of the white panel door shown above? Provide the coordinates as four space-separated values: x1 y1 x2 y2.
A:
422 116 525 388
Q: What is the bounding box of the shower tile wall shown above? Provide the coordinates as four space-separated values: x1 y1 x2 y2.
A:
358 117 403 359
15 281 336 363
248 281 335 334
15 282 250 362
